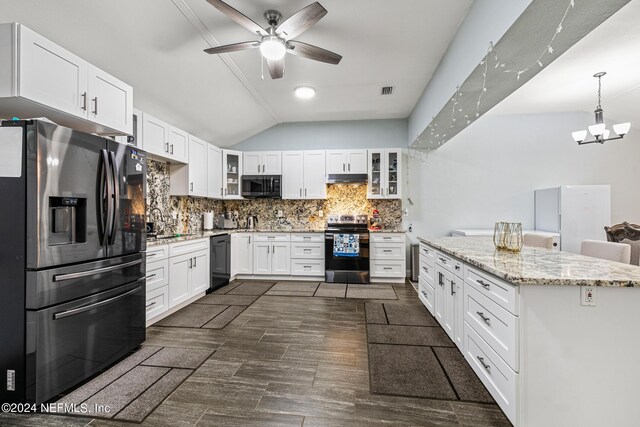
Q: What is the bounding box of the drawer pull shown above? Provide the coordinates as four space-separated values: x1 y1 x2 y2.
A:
451 282 456 295
438 257 447 263
476 311 491 325
422 266 428 272
144 274 157 280
303 237 311 240
147 253 157 257
477 279 490 289
455 265 461 271
304 265 312 270
384 267 393 270
477 356 491 372
146 301 157 309
383 237 392 240
383 249 393 253
421 291 428 298
304 248 312 252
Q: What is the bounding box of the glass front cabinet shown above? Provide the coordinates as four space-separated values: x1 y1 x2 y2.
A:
222 149 243 199
367 149 401 199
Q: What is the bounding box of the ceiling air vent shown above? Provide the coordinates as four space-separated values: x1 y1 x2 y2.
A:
381 86 394 95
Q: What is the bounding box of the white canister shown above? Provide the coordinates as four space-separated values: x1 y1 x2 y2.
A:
203 212 214 230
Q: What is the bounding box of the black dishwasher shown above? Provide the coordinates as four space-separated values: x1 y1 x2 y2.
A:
209 234 231 292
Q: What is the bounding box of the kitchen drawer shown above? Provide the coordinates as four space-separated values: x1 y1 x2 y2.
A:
435 250 463 279
464 322 518 424
371 260 405 278
464 284 518 371
418 276 435 316
465 265 519 315
169 238 209 257
291 233 324 243
146 285 169 322
146 259 169 292
146 244 169 261
254 233 291 242
419 243 436 266
371 233 406 243
419 259 435 286
371 243 404 260
291 242 324 259
291 259 324 276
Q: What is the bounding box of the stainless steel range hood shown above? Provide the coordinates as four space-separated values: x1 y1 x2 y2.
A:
326 174 368 184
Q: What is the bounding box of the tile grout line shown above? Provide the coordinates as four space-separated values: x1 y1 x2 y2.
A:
430 346 461 401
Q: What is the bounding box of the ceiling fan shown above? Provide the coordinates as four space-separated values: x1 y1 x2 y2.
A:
203 0 342 79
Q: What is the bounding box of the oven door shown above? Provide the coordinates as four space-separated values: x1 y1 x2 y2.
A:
325 232 370 281
241 175 265 198
25 279 145 403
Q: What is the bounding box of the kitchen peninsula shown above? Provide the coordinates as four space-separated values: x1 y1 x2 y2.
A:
417 236 640 427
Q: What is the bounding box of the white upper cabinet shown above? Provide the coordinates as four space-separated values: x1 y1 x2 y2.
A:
368 149 402 199
243 151 282 175
141 112 188 164
303 150 326 199
168 126 189 164
86 64 133 134
282 151 304 199
222 149 243 199
170 135 207 197
207 144 223 199
0 23 132 135
282 150 326 200
325 150 367 174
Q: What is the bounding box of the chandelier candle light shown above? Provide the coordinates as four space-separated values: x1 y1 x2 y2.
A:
572 72 631 145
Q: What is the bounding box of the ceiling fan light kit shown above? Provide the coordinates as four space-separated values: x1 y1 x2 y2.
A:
204 0 342 79
571 72 631 145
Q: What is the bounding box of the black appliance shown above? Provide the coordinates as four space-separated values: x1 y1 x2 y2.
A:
241 175 281 198
325 214 370 284
0 120 146 404
210 234 231 292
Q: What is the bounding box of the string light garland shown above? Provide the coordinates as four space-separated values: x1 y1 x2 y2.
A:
409 0 576 161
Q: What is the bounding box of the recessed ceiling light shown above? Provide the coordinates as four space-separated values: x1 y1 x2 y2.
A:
294 86 316 99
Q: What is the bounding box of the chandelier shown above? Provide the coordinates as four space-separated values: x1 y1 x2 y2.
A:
571 72 631 145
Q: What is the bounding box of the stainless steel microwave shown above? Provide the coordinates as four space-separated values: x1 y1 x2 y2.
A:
241 175 281 198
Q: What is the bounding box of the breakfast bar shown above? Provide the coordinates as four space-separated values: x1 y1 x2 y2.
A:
417 236 640 427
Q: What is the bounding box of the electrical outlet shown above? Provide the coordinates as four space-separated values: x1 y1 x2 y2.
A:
581 286 596 306
172 212 178 220
408 223 413 233
318 210 324 218
277 210 283 218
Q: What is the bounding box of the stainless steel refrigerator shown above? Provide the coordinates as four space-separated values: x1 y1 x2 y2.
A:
0 120 147 404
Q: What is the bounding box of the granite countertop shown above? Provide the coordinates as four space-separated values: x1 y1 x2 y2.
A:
418 236 640 287
146 228 326 246
369 228 407 233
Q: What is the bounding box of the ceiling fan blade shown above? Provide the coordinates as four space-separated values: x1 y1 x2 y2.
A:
266 57 285 79
206 0 268 36
276 2 327 40
204 41 260 55
287 40 342 65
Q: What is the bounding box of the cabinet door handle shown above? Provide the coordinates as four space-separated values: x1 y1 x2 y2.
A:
194 257 197 268
262 164 265 173
146 301 157 309
304 188 307 197
189 258 193 269
258 164 260 173
165 142 169 153
455 265 461 271
220 187 223 196
439 257 447 264
477 356 491 372
267 245 270 254
477 279 490 290
348 163 351 172
190 182 193 192
451 281 456 295
272 245 275 254
248 236 251 244
476 311 491 325
92 97 98 115
438 272 444 286
343 163 345 172
170 144 174 155
422 266 428 272
81 92 87 111
300 188 302 197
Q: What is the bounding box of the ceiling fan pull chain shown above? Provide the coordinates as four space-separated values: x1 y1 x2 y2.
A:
261 56 264 80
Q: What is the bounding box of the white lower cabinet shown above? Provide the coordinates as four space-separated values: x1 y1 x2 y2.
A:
370 233 406 283
231 233 253 275
146 286 169 321
290 233 324 277
168 253 192 307
145 245 170 322
253 233 291 276
420 241 519 426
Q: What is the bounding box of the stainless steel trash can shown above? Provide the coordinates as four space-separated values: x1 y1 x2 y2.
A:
410 244 419 282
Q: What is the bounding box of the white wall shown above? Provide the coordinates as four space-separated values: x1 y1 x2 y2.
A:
230 119 407 151
404 112 640 241
408 0 532 144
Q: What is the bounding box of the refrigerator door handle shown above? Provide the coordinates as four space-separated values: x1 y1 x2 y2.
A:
53 285 141 320
107 151 119 245
53 259 142 282
100 149 115 246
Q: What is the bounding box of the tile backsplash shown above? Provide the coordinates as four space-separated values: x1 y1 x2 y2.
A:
146 159 402 234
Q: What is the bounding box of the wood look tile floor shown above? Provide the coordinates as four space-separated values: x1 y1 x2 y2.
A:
2 281 510 427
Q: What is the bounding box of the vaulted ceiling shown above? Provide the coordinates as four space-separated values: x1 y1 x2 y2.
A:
0 0 473 146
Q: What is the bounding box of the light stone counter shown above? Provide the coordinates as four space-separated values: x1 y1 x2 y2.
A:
418 236 640 287
146 228 325 247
